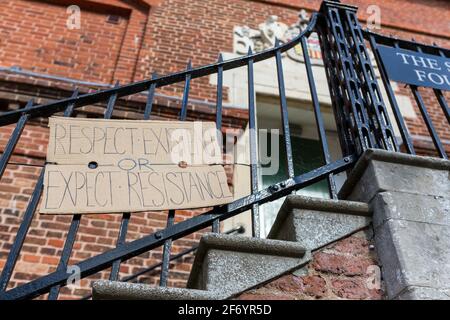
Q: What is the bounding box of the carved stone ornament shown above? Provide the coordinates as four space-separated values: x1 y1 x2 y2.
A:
233 10 323 63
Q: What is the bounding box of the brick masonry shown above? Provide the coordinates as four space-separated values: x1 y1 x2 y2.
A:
0 0 448 299
236 229 384 300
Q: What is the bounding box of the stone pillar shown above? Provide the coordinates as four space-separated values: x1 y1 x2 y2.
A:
339 149 450 300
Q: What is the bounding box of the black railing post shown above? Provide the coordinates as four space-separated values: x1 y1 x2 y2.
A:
318 0 399 156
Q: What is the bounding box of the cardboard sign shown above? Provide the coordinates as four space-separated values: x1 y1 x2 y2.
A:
378 46 450 91
40 117 232 214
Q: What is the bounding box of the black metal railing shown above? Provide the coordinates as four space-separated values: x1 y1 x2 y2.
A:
365 30 450 159
0 0 448 300
80 226 245 300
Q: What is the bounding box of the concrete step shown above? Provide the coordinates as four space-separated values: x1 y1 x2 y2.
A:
93 233 310 300
93 281 225 300
92 195 370 300
186 233 310 296
268 195 371 250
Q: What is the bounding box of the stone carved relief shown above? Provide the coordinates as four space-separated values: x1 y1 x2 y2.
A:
233 10 322 63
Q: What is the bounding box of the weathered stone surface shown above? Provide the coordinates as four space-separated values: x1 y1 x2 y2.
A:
187 233 310 296
268 195 371 250
346 161 449 203
339 149 450 203
235 229 384 300
372 192 450 229
339 149 450 300
374 219 450 299
92 280 224 300
395 286 450 300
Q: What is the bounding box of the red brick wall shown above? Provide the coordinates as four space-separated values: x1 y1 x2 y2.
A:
0 84 243 299
257 0 450 39
0 0 136 84
236 229 384 300
0 121 206 298
132 0 449 152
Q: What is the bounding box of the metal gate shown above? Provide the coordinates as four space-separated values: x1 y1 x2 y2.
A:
0 0 448 300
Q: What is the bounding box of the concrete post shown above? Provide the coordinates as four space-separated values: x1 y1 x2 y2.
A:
339 149 450 300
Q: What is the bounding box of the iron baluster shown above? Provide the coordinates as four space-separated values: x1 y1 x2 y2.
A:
212 54 224 234
408 43 447 159
274 39 295 179
0 155 356 300
144 73 158 120
434 89 450 125
0 91 78 293
159 61 192 287
103 82 133 282
367 34 416 155
0 100 33 179
410 85 448 159
48 89 81 300
301 36 338 199
433 48 450 125
247 47 260 238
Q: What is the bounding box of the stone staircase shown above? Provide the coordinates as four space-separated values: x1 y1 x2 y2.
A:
92 195 371 300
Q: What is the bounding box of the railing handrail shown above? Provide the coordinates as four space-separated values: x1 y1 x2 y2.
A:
79 226 245 300
0 155 356 300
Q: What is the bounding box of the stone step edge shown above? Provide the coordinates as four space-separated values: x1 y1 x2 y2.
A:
186 233 308 290
267 195 371 240
92 280 227 300
338 148 450 200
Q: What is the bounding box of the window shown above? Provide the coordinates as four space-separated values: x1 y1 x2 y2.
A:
256 95 344 237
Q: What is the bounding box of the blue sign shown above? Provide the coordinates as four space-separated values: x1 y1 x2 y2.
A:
378 46 450 91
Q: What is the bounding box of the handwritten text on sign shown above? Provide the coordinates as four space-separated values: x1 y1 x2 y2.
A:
41 164 232 214
378 46 450 91
40 118 232 214
46 117 223 165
